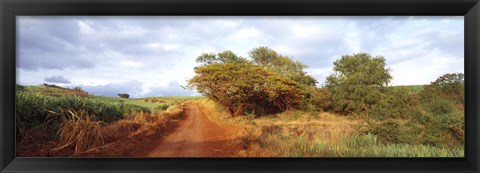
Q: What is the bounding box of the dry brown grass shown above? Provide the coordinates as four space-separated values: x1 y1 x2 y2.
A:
73 103 185 157
192 99 360 157
48 109 104 155
25 104 187 157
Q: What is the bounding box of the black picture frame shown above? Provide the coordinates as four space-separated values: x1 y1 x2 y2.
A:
1 0 479 173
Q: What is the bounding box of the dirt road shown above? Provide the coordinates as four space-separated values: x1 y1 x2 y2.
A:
142 104 240 157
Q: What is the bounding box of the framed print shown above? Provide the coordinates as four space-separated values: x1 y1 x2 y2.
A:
1 0 479 172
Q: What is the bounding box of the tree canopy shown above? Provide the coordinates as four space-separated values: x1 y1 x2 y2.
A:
325 53 392 116
188 47 322 116
188 62 304 116
249 46 317 86
196 50 249 65
421 73 464 105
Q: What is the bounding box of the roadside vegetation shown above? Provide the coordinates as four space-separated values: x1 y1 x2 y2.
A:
15 84 192 156
189 46 464 157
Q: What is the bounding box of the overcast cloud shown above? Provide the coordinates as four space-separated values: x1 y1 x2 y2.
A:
16 16 464 98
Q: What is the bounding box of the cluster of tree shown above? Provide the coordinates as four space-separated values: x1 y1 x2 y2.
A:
188 47 315 116
188 47 464 119
325 53 464 119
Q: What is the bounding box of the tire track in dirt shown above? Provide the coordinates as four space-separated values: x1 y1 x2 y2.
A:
141 104 241 157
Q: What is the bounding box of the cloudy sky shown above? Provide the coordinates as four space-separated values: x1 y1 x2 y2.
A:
16 16 464 98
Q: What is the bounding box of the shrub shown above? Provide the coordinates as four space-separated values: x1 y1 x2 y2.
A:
370 86 411 119
425 99 455 116
363 119 402 144
302 86 331 112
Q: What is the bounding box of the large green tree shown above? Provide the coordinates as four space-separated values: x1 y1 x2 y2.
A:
325 53 392 116
188 63 304 116
249 46 317 86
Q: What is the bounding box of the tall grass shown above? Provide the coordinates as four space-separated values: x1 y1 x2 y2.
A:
249 132 464 157
49 109 105 154
45 104 185 156
16 91 150 144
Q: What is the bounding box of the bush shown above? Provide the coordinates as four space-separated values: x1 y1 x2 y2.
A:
363 119 403 144
425 99 454 116
370 86 411 119
302 86 331 112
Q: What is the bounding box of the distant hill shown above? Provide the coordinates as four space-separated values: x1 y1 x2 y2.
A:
17 84 90 97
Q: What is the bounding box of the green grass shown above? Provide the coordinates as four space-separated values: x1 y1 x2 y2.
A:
15 85 197 131
20 85 180 113
15 84 195 144
16 91 149 125
390 85 425 93
92 96 171 112
280 133 463 157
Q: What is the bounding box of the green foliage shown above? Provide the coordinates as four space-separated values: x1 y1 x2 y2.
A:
153 103 174 112
16 91 151 140
404 85 424 93
188 62 304 116
370 86 411 119
325 53 392 116
278 133 463 157
249 46 317 86
363 119 403 143
361 110 464 147
191 47 326 116
196 50 250 65
343 133 379 148
93 96 164 112
420 73 464 105
302 86 331 111
425 99 455 115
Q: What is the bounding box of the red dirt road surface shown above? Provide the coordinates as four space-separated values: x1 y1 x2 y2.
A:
142 104 241 157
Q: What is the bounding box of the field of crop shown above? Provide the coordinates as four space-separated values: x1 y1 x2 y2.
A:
92 96 174 112
15 85 197 156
